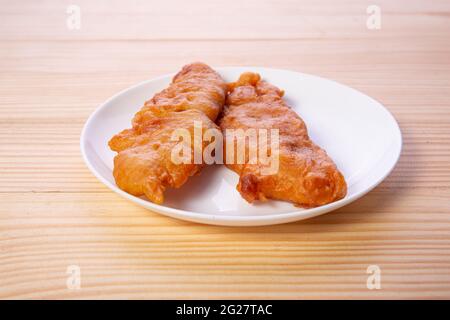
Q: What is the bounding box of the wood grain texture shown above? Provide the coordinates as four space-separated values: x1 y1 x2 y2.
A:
1 0 450 299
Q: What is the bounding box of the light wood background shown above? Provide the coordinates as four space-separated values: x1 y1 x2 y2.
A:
1 0 450 299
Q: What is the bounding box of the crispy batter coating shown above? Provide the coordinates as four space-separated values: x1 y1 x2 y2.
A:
109 63 227 204
134 63 226 122
219 72 347 207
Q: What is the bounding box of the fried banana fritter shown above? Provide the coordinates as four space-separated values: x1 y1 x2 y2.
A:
109 63 227 204
219 72 347 207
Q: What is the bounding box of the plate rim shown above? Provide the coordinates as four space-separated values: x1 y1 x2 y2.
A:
80 66 403 226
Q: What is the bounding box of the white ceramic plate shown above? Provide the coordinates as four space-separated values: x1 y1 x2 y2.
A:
81 67 402 226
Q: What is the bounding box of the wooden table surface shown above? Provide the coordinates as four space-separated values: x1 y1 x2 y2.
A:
1 0 450 299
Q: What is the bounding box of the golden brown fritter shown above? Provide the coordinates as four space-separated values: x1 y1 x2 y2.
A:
219 72 347 207
109 63 227 204
135 63 226 122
